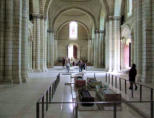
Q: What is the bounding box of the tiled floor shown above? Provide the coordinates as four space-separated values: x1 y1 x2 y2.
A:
0 66 153 118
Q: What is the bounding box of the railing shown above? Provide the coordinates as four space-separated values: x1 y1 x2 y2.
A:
36 72 153 118
105 73 154 118
36 73 60 118
36 100 153 118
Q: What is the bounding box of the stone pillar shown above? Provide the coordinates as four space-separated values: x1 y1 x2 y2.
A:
112 16 121 72
12 0 23 83
105 21 109 70
44 20 48 70
88 40 91 63
141 0 153 82
91 38 94 65
54 40 57 64
0 0 5 82
108 17 114 72
32 14 41 71
136 0 143 81
21 0 29 82
94 30 99 67
99 30 105 67
4 0 14 82
152 0 154 82
94 30 104 68
47 30 55 67
40 18 45 71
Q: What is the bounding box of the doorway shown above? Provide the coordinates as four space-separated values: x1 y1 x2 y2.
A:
68 44 78 59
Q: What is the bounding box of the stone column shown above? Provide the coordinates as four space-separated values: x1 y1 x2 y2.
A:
112 16 121 72
40 18 45 71
141 0 153 82
21 0 29 82
88 40 91 63
105 21 109 70
12 0 23 83
91 38 94 65
44 20 48 71
94 30 99 67
4 0 14 82
0 0 5 82
54 40 57 64
99 30 105 68
136 0 143 81
108 17 114 72
152 0 154 82
32 14 41 71
47 30 55 67
51 33 55 67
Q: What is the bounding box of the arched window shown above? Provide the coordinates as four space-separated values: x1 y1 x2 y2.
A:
127 0 133 16
69 21 78 39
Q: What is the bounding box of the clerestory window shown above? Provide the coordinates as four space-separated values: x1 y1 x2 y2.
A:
69 21 78 40
127 0 133 17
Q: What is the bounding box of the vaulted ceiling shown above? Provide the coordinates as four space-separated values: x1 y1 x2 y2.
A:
48 0 102 32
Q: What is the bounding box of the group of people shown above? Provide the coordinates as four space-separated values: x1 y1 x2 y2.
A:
62 57 138 90
62 57 87 72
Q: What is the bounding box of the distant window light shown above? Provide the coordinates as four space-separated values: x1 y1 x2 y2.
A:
69 21 78 39
128 0 132 16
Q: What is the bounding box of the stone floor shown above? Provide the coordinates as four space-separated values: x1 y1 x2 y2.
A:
0 66 153 118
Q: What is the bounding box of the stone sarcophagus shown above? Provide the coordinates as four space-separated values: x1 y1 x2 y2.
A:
79 89 94 106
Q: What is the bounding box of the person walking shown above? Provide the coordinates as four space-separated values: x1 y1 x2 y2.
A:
62 57 65 68
129 64 137 90
65 58 70 73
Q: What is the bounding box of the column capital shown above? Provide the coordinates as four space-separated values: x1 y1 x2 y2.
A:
95 29 104 34
108 16 121 20
31 14 47 20
47 29 54 33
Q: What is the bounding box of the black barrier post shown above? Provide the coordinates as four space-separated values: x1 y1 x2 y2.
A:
112 75 113 87
42 96 44 118
140 85 142 102
131 87 134 98
151 89 153 118
125 80 127 94
115 76 117 88
75 103 78 118
119 78 121 91
49 86 51 102
36 102 39 118
106 73 107 82
113 103 117 118
109 74 110 84
46 91 48 111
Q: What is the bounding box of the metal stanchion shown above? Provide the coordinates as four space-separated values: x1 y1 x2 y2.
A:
46 91 49 111
112 75 113 87
125 80 127 94
113 103 117 118
140 85 142 102
42 97 44 118
49 86 51 102
75 103 78 118
119 78 121 91
36 102 39 118
151 89 153 118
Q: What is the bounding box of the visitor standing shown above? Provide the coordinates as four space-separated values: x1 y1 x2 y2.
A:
129 64 137 90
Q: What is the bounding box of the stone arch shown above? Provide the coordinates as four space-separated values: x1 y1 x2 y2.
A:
52 7 96 30
121 25 132 69
56 20 90 38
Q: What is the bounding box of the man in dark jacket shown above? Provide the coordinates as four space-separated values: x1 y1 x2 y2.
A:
129 64 137 90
